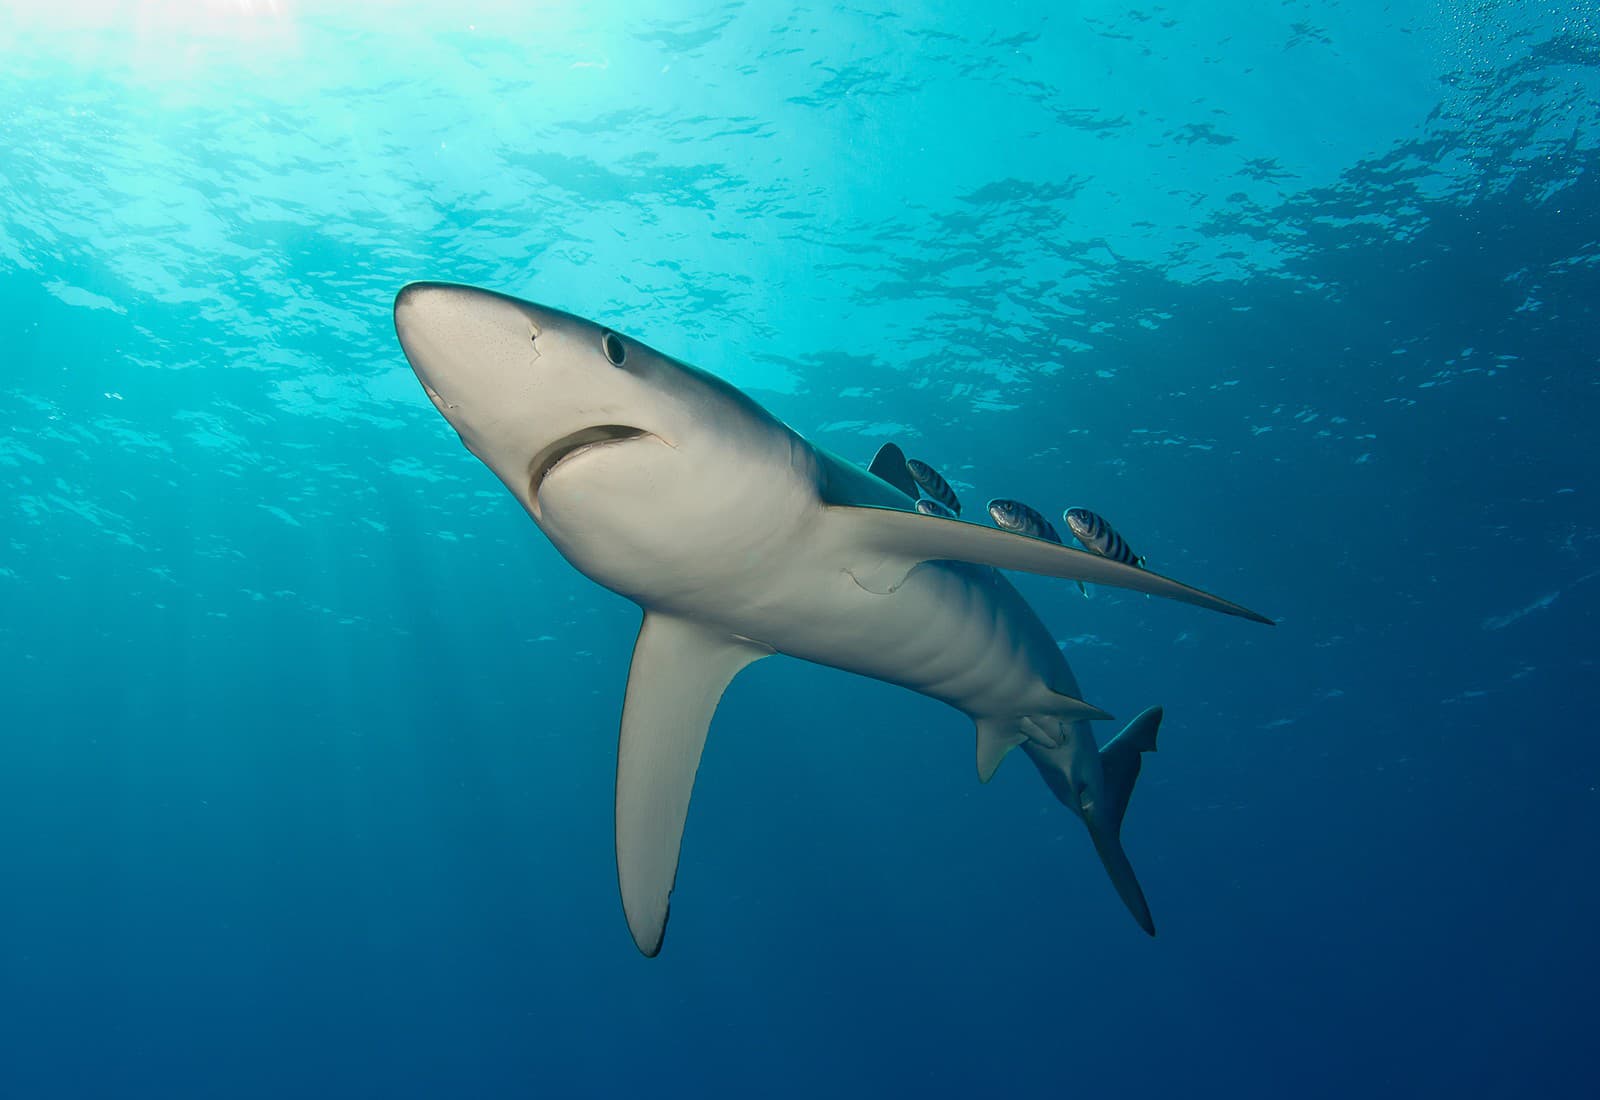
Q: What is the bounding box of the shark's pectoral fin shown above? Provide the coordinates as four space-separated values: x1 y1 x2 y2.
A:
616 613 771 957
823 505 1274 625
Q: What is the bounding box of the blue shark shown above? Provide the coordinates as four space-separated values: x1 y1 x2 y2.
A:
393 281 1272 955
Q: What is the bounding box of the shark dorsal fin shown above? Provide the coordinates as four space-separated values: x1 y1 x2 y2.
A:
866 442 920 501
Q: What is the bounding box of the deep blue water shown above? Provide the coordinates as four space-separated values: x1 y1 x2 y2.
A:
3 2 1598 1096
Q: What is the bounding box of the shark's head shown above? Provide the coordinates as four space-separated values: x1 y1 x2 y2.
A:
395 282 667 520
394 282 807 602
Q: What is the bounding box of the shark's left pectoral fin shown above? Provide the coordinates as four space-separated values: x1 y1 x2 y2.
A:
824 505 1274 625
616 613 771 957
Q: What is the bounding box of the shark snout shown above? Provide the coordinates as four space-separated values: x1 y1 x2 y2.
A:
394 282 455 399
392 281 450 338
393 281 549 413
395 283 476 398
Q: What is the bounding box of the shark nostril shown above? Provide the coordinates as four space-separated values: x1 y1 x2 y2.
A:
421 381 457 412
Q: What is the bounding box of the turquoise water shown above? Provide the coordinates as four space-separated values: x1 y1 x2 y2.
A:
3 2 1598 1095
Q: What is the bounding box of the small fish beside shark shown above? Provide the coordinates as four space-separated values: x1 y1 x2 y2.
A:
988 497 1089 599
988 498 1144 598
393 281 1273 955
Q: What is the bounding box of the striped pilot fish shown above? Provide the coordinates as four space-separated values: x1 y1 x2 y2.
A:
1063 507 1146 568
987 498 1062 544
991 498 1088 598
914 498 957 519
906 458 961 516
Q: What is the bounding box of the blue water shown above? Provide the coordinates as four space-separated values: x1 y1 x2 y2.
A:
3 2 1597 1096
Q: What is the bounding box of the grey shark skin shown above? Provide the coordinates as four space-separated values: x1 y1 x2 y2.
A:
393 281 1272 956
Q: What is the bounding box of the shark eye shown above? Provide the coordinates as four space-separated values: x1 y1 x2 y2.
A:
601 331 626 367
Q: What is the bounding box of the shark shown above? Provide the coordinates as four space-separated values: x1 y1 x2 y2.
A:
392 281 1272 956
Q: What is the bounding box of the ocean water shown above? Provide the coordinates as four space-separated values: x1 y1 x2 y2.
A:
2 1 1597 1096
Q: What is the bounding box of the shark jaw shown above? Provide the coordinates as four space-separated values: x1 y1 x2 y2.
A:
527 424 655 511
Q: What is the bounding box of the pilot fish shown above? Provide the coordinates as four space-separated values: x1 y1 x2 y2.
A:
987 498 1062 544
1063 507 1145 568
990 499 1088 598
906 458 961 516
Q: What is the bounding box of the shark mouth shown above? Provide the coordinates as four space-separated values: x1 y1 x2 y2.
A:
529 424 651 501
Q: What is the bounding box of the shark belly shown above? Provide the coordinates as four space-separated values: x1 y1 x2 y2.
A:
688 546 1083 722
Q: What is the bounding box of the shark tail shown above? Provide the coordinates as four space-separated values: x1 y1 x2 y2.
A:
1086 705 1163 936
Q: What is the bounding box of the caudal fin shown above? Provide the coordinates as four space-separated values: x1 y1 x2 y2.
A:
1098 705 1161 835
1087 706 1163 936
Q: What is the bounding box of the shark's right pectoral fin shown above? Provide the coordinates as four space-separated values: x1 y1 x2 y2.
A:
824 504 1274 625
616 613 771 957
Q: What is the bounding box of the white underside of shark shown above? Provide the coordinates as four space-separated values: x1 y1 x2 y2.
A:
393 281 1272 955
